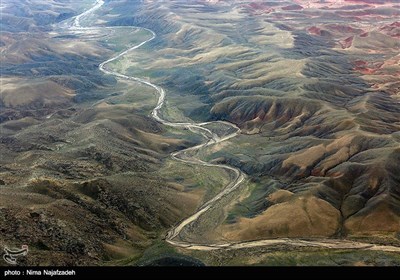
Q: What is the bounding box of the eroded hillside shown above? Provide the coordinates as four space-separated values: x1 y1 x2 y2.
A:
1 0 399 266
108 0 400 242
0 0 229 265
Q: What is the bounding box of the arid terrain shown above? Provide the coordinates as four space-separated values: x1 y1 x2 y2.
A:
1 0 399 266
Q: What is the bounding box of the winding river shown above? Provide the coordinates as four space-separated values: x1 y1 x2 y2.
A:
70 0 400 253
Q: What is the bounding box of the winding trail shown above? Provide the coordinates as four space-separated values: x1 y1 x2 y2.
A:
70 0 400 254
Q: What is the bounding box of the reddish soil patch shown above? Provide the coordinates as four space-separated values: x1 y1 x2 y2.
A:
354 60 368 67
282 4 303 11
339 36 354 49
379 21 400 38
245 2 275 15
352 60 384 75
308 26 322 36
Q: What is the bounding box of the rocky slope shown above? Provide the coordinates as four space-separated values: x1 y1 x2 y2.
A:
112 0 400 241
0 0 208 265
1 0 399 265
